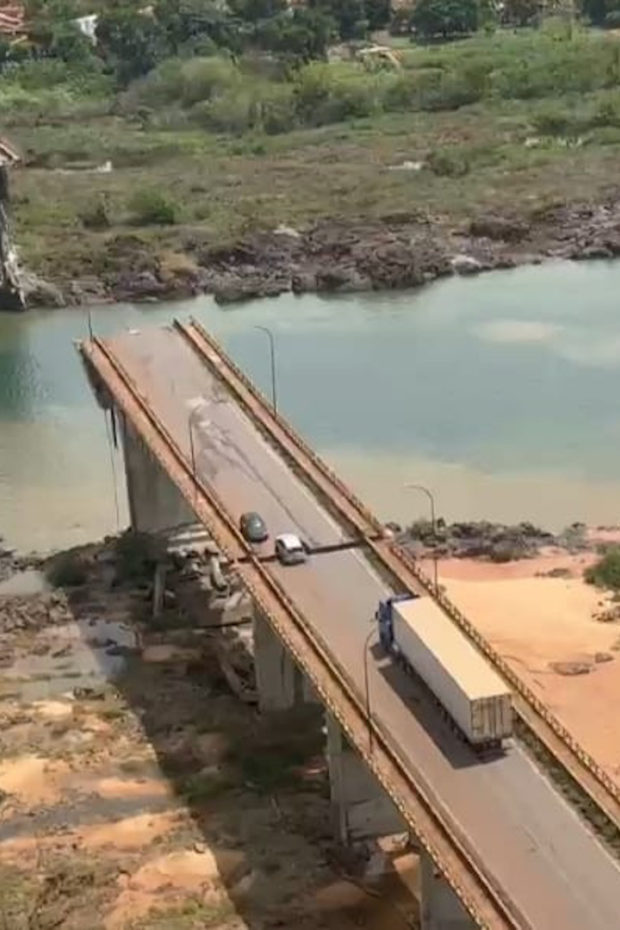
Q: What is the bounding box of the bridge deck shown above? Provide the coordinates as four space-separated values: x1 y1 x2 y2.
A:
94 323 620 930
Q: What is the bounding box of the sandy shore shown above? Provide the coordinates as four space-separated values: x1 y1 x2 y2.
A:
422 552 620 782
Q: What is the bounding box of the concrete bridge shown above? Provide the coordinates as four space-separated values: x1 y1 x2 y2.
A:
80 317 620 930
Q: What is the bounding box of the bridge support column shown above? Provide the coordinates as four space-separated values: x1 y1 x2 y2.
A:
325 714 404 844
253 607 317 712
419 852 476 930
122 419 194 534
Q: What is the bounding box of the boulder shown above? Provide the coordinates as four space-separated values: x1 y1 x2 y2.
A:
451 254 484 276
20 272 65 308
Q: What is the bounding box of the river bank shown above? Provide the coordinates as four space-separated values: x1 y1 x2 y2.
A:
14 195 620 309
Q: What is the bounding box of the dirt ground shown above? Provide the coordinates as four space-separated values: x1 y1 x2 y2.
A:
0 541 418 930
422 547 620 784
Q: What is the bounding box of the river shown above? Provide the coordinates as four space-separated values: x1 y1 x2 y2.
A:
2 259 620 552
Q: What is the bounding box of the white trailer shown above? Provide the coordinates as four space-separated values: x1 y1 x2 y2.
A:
384 596 513 746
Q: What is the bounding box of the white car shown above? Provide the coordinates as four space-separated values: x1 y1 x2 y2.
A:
274 533 308 566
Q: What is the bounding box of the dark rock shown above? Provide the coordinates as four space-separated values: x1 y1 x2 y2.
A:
574 245 613 261
549 661 592 676
111 270 166 302
594 651 614 664
73 686 107 700
315 266 370 292
291 272 316 294
469 215 530 243
210 273 289 305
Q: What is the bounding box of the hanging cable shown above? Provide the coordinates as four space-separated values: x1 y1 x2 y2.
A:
104 407 121 532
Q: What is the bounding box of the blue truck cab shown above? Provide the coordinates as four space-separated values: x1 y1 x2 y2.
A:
376 594 418 651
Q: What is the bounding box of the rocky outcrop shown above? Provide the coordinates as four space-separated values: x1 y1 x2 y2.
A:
20 271 65 308
400 519 566 562
193 221 452 303
19 192 620 309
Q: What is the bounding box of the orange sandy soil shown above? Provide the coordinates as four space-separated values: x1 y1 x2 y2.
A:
422 545 620 784
0 554 418 930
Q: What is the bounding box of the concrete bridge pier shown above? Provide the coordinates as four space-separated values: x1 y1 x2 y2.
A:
419 852 476 930
252 607 318 712
123 420 195 533
325 713 404 845
121 413 473 930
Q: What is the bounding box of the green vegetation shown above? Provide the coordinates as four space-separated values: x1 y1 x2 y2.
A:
46 551 89 587
176 770 235 802
8 14 620 287
128 187 178 224
585 547 620 590
226 709 324 793
114 531 165 582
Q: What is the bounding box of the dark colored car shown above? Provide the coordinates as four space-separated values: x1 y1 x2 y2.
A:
239 511 269 544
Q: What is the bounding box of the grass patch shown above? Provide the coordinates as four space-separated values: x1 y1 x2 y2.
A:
0 865 39 929
130 897 237 929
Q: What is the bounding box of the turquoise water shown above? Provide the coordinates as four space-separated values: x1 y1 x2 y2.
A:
2 259 620 550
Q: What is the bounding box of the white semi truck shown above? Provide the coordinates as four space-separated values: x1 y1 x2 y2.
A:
376 594 513 749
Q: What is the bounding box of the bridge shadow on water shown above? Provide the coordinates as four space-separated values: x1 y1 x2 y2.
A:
370 642 506 771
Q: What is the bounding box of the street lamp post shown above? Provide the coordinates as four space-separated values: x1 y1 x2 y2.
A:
363 625 375 755
254 325 278 416
405 483 439 593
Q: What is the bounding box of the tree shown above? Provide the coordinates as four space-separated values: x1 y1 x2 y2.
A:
411 0 478 38
155 0 243 55
96 9 170 84
500 0 540 25
365 0 391 29
581 0 620 24
50 22 98 63
255 7 336 60
310 0 367 39
228 0 287 21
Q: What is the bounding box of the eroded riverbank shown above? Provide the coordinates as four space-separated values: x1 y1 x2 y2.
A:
19 196 620 308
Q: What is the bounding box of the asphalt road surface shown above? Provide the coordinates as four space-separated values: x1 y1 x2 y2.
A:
107 325 620 930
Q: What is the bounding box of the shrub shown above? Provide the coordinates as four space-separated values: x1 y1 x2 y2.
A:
256 82 297 134
46 553 88 588
411 0 478 39
79 197 110 230
114 531 165 582
130 55 239 108
532 106 573 136
293 61 385 126
195 88 255 133
427 147 470 177
585 547 620 590
128 188 177 225
383 66 483 113
592 96 620 127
